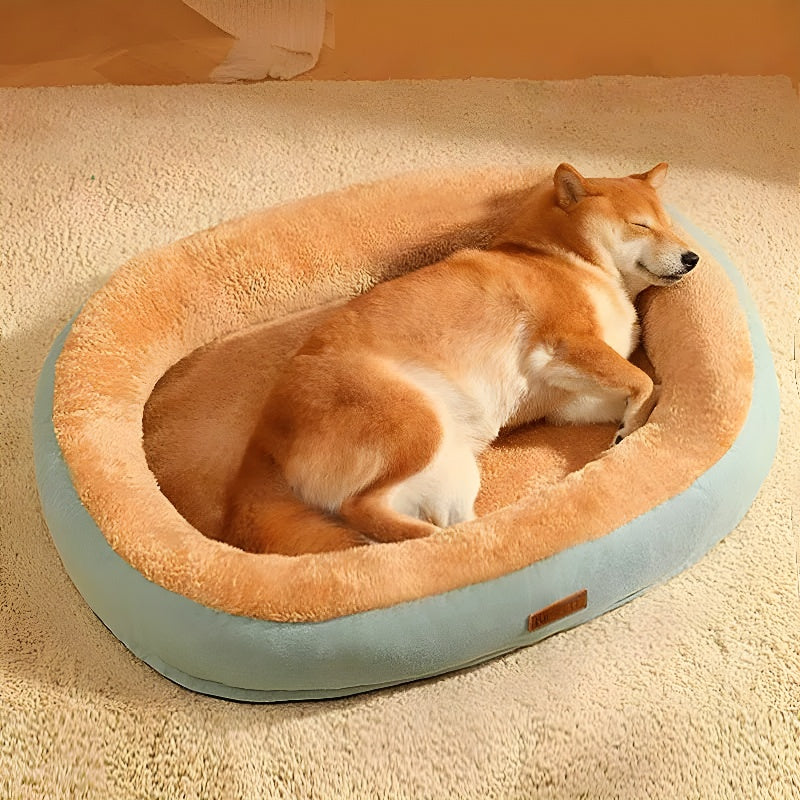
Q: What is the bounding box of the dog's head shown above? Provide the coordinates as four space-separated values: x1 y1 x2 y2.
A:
553 162 699 289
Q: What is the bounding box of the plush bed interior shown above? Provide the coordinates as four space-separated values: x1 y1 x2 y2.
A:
53 167 754 623
142 304 654 542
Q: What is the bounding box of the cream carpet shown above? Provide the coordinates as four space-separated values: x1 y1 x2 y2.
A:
2 76 799 799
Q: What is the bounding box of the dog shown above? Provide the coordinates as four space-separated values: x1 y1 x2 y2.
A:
224 163 699 555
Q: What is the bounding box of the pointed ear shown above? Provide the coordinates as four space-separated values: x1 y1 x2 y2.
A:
554 163 589 209
632 162 669 189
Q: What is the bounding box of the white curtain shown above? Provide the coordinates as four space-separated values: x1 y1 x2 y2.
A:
183 0 327 81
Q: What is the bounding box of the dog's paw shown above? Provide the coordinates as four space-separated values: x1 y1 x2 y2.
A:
613 416 642 445
613 384 661 446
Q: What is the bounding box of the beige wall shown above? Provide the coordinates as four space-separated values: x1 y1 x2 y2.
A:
2 0 797 88
309 0 800 84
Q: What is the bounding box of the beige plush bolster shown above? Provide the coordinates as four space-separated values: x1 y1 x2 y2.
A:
54 167 753 623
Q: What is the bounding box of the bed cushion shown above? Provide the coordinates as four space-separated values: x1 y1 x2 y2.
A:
33 167 778 701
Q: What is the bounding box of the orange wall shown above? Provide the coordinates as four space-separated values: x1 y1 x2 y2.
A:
310 0 800 83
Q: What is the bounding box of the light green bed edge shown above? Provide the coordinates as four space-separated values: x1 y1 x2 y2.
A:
32 210 779 702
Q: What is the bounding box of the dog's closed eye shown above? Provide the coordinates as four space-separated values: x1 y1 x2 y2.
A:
630 222 651 230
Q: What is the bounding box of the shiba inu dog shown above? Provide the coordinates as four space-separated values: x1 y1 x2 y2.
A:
225 164 699 554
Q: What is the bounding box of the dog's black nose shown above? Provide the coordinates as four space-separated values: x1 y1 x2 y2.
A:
681 251 699 270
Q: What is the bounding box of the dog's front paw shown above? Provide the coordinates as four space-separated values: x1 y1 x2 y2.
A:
613 411 649 446
612 384 661 446
613 418 643 446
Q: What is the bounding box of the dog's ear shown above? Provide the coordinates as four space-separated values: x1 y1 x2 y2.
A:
632 162 669 189
554 163 589 209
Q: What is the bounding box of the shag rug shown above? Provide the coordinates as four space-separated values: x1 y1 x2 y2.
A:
1 76 798 799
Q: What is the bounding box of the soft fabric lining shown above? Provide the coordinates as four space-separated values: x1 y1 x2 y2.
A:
52 167 753 623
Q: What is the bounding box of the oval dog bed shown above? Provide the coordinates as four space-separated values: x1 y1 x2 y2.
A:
33 167 778 702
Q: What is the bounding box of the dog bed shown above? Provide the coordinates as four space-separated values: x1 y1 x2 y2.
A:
33 167 779 702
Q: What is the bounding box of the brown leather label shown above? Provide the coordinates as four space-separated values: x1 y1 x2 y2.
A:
527 589 588 632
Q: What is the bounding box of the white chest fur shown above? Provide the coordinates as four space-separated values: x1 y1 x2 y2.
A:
583 281 640 358
390 274 640 449
519 277 641 427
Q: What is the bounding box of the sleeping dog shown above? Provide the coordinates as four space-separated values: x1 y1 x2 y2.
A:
225 164 699 554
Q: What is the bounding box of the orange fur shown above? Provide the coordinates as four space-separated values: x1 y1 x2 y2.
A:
226 164 698 555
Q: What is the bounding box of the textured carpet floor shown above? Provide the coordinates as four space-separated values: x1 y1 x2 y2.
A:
1 76 799 799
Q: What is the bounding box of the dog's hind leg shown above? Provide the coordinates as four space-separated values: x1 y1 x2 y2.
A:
332 367 450 543
340 437 480 542
390 432 481 527
339 415 481 541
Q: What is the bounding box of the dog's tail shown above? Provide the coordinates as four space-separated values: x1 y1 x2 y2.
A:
221 444 368 555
